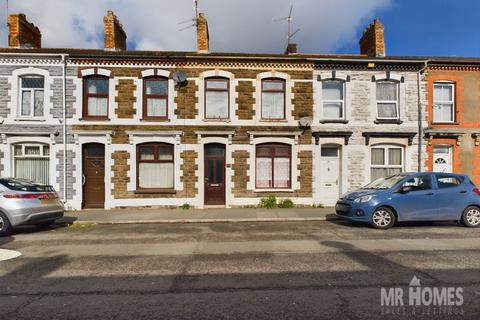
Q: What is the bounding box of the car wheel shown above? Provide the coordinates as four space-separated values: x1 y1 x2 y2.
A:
0 212 13 237
461 206 480 228
371 207 396 229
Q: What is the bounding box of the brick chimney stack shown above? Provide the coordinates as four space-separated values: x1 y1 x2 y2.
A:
359 18 385 57
285 43 298 55
8 14 42 48
104 10 127 51
196 13 209 52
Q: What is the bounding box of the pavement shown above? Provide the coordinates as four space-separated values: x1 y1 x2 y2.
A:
63 207 338 224
0 220 479 319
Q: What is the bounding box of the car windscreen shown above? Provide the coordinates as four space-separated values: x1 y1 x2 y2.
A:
364 174 407 189
0 178 54 192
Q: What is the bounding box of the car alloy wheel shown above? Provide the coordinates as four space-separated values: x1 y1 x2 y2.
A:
371 207 395 229
0 215 4 231
465 208 480 227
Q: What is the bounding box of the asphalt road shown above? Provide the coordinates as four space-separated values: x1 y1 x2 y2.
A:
0 219 479 320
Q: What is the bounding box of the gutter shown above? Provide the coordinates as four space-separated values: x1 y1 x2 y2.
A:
417 61 429 172
61 54 68 203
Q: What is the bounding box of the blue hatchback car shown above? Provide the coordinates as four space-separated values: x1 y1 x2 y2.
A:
335 172 480 229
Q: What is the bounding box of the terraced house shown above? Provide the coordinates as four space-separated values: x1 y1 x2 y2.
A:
0 12 429 210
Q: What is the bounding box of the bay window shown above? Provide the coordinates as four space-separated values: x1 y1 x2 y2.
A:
205 77 229 119
143 77 168 119
256 143 291 189
322 80 345 119
19 76 44 118
137 143 174 191
371 145 404 181
261 79 285 120
376 80 399 119
83 76 109 119
433 83 455 123
13 143 50 185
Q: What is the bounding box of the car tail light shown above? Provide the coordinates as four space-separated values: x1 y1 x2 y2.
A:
473 188 480 196
3 192 58 199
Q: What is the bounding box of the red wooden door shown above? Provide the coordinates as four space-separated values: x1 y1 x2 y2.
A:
204 144 226 205
82 143 105 209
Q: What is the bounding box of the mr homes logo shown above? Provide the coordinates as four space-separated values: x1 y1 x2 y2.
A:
380 276 464 316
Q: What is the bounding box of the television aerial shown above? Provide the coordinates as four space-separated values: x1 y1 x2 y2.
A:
274 5 301 46
178 0 200 31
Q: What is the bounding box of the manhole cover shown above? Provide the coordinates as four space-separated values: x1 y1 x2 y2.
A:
0 249 21 261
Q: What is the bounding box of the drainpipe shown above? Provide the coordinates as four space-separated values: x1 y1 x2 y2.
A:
61 54 68 203
417 61 429 172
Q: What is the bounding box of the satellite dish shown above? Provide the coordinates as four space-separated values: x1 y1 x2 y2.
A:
173 71 187 85
299 117 313 128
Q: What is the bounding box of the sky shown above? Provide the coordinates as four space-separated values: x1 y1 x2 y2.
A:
0 0 479 57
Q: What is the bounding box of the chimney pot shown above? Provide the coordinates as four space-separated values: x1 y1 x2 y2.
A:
8 14 42 49
196 13 209 52
104 10 127 51
359 18 385 57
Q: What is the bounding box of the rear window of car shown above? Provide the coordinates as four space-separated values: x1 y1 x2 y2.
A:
435 175 463 189
0 178 54 192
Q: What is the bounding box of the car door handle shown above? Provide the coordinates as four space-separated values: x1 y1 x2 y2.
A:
426 192 434 196
460 190 467 193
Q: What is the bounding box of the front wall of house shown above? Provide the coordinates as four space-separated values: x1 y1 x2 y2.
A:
426 67 480 184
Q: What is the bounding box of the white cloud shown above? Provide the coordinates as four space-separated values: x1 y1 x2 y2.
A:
0 0 392 53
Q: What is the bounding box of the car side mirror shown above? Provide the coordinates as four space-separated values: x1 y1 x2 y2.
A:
399 186 412 194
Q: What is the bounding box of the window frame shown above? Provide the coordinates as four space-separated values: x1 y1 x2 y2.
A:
142 76 169 120
255 143 292 189
261 78 286 121
12 143 50 185
136 142 175 192
321 79 345 120
370 145 404 180
376 80 400 120
433 82 455 123
204 77 230 120
18 75 45 119
82 75 110 120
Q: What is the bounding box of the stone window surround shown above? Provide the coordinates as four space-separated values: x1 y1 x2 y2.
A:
78 68 114 121
138 69 175 122
371 72 405 124
254 71 294 125
6 67 55 123
247 136 300 192
370 143 405 178
315 71 351 124
197 70 237 122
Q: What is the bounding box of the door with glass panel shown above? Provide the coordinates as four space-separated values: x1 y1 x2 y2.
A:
433 145 452 173
82 143 105 209
319 146 341 205
204 144 226 205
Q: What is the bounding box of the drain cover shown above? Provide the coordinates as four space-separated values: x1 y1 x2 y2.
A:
0 249 21 261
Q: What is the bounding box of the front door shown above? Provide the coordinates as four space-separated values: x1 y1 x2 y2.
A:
82 143 105 209
319 146 341 205
433 145 452 173
204 144 226 205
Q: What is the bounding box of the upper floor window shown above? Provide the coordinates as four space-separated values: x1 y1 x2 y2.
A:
205 77 229 119
256 143 291 189
376 80 399 119
143 77 168 119
433 83 455 123
19 76 44 118
261 79 285 120
371 145 403 181
137 143 174 191
83 76 109 119
322 80 345 119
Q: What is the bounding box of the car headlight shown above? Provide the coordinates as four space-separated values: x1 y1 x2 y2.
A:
354 195 372 203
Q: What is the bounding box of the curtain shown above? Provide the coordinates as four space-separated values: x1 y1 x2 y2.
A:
21 91 31 116
256 157 272 188
139 163 174 188
371 149 385 165
434 84 452 102
15 158 49 185
376 82 397 100
88 97 108 116
273 157 290 188
388 149 402 166
433 104 453 122
371 168 402 181
206 91 228 118
87 79 108 94
323 81 343 100
34 90 44 117
262 92 284 119
323 102 343 118
147 98 167 117
377 103 397 118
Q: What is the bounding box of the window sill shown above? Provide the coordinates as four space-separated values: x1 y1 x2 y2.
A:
259 119 288 123
254 188 294 193
202 119 231 123
320 119 349 124
14 118 47 122
134 189 176 195
374 119 403 124
432 122 459 125
79 117 110 121
140 118 171 122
